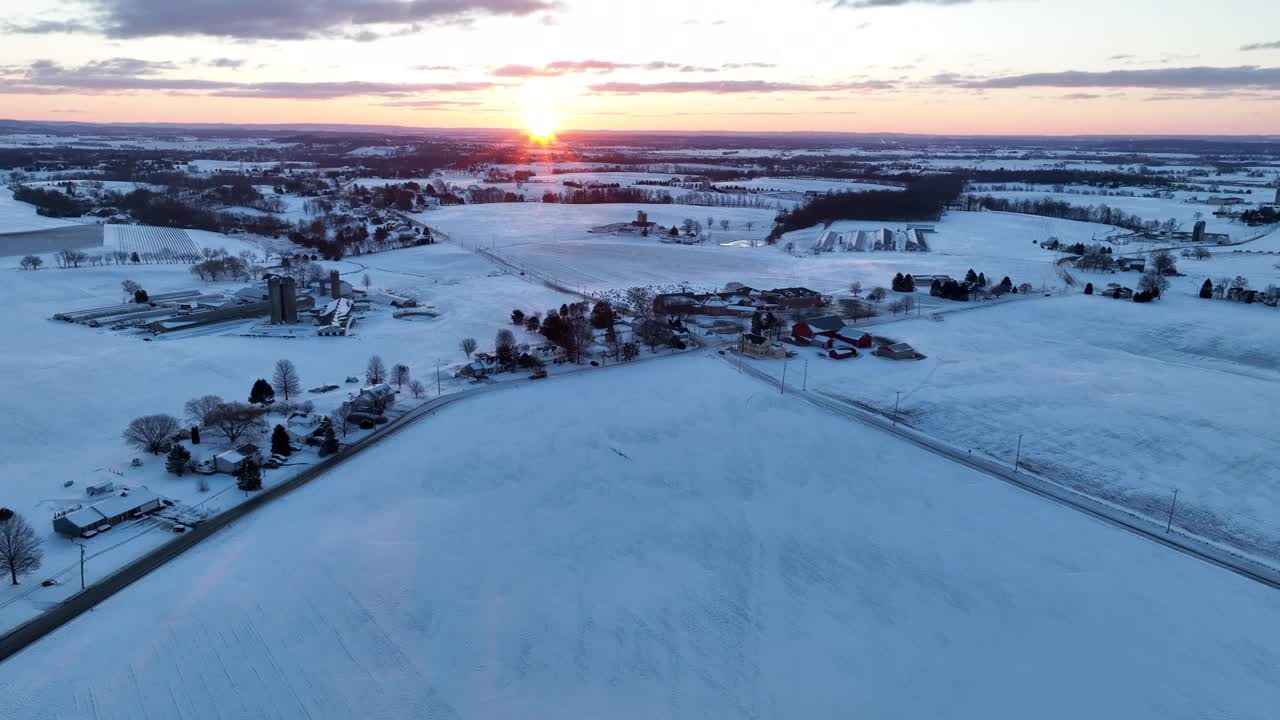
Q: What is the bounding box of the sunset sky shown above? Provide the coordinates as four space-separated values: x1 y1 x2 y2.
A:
2 0 1279 135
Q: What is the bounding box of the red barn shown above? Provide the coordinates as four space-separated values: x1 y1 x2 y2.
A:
792 315 846 343
832 329 873 349
828 348 856 360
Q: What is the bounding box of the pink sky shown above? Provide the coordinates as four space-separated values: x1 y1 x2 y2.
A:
2 0 1279 134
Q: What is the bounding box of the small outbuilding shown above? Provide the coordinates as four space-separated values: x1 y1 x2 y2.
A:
828 348 856 360
214 443 263 474
876 342 917 360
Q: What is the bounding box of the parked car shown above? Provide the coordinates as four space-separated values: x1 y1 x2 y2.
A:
529 369 548 380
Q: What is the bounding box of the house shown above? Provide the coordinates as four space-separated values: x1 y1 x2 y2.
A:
760 287 824 310
214 443 263 474
53 488 164 537
348 383 396 413
739 333 788 359
876 342 917 360
86 479 116 497
1206 196 1246 206
792 315 846 344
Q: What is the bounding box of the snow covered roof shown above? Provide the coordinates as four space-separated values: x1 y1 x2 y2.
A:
803 315 845 332
64 489 161 528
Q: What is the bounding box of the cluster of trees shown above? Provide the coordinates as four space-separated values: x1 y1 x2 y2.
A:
190 250 253 282
964 194 1165 233
890 273 916 292
12 184 89 217
1199 276 1275 302
767 175 963 242
544 187 676 205
1240 206 1279 226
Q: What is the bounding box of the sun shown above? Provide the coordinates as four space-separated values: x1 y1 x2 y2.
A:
523 106 560 142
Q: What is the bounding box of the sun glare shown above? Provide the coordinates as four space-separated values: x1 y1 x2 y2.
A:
523 107 560 142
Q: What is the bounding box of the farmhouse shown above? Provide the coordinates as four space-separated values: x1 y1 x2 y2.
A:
53 488 164 537
348 383 396 413
739 333 788 359
214 443 263 474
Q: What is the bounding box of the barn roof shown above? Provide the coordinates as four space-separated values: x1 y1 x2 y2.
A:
802 315 845 332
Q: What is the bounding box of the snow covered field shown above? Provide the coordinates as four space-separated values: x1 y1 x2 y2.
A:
2 356 1278 719
424 204 1119 295
783 286 1280 560
0 238 574 632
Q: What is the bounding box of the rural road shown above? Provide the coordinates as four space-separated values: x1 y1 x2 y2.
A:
723 352 1280 593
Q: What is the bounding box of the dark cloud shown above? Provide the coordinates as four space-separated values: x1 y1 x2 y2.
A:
588 79 893 94
1059 92 1102 100
937 66 1280 90
208 58 247 69
0 59 499 99
41 0 555 40
1241 41 1280 51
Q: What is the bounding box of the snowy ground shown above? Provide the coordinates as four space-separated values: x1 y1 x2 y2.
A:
0 237 576 631
1 356 1278 719
972 188 1255 237
424 204 1119 295
775 281 1280 561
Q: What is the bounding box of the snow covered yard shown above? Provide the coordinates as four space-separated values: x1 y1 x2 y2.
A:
780 289 1280 561
0 356 1277 719
0 238 577 631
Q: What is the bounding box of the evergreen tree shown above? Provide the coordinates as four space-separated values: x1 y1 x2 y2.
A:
977 272 987 287
750 311 764 336
248 378 274 406
1084 282 1093 295
190 426 201 444
892 272 904 292
271 424 292 456
165 444 191 476
1000 276 1013 290
964 268 978 284
511 309 525 325
134 289 149 304
236 460 263 491
903 274 916 292
1199 279 1213 299
319 427 339 457
590 301 615 330
669 226 679 237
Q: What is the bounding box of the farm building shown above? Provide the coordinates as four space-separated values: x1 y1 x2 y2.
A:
214 443 263 474
828 348 857 360
739 333 788 359
791 315 846 344
53 488 164 537
367 291 416 308
834 329 874 349
876 342 918 360
654 286 824 316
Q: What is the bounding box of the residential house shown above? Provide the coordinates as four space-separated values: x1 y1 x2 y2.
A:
53 488 163 537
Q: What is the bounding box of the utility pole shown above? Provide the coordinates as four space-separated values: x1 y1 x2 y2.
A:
1013 433 1023 471
80 544 85 590
893 391 900 426
435 363 441 395
1166 488 1179 533
780 361 787 395
802 359 809 391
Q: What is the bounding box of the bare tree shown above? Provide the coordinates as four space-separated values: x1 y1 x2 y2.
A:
205 403 266 446
121 279 141 296
365 354 387 384
184 395 224 427
19 255 42 270
744 221 755 231
719 219 730 231
867 287 887 302
625 287 655 324
391 363 411 389
850 281 862 296
408 379 427 399
1139 270 1169 297
0 510 42 585
123 414 179 454
1151 249 1178 276
460 337 478 359
331 404 353 436
272 359 301 401
571 315 594 363
361 273 372 289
